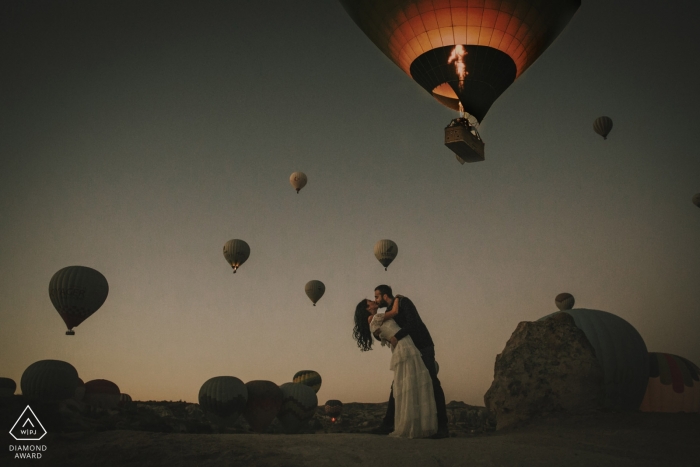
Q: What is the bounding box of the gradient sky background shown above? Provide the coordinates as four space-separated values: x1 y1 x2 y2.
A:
1 0 699 406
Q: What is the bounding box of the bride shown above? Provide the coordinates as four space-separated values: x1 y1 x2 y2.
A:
353 297 437 438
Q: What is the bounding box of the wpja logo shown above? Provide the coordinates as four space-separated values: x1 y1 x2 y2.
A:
8 406 48 459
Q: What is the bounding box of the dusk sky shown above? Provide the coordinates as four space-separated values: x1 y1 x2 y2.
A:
1 0 699 406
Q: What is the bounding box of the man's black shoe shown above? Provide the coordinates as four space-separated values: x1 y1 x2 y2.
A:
369 425 393 435
429 428 450 439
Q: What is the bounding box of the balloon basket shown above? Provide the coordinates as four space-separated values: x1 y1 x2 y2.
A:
445 120 485 163
66 330 75 336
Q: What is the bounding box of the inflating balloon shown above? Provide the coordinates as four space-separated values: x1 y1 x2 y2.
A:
640 353 700 413
49 266 109 335
84 379 121 409
305 280 325 306
119 394 133 406
555 293 575 311
324 400 343 420
223 239 250 273
74 377 85 401
198 376 248 421
293 370 322 393
242 380 283 433
21 360 79 402
278 382 318 433
593 116 613 140
374 239 398 271
289 172 308 194
0 377 16 397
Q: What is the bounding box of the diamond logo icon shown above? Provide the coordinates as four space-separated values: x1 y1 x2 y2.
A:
10 406 47 441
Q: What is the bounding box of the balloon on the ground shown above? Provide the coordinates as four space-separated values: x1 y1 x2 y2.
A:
593 116 613 140
324 400 343 419
692 193 700 208
74 377 85 401
539 309 648 410
0 377 16 397
289 172 308 194
278 382 318 433
21 360 79 402
198 376 248 421
555 293 575 311
640 353 700 413
292 370 322 393
242 381 283 433
119 394 133 406
84 379 121 409
49 266 109 335
305 280 325 306
374 239 398 271
223 239 250 273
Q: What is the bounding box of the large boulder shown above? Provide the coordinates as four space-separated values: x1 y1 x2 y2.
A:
484 312 604 429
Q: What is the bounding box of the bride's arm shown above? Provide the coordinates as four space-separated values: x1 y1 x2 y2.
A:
383 295 401 320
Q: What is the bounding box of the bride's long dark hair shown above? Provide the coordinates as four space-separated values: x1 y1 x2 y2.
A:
353 299 373 352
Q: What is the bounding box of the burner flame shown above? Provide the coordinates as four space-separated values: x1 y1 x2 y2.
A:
448 45 468 91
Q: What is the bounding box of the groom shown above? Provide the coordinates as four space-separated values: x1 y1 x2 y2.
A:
372 284 449 439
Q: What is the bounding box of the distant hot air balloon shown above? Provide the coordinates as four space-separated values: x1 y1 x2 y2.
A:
640 353 700 413
0 377 16 397
242 380 283 433
324 400 343 421
223 239 250 273
289 172 308 194
278 382 318 434
74 377 85 401
84 379 121 409
340 0 581 162
305 280 325 306
21 360 79 402
593 116 613 140
293 370 322 394
49 266 109 335
374 239 398 271
198 376 248 421
692 193 700 208
540 309 648 410
119 393 133 407
555 293 575 311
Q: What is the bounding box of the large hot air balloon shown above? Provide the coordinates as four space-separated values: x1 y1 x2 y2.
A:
198 376 248 421
242 381 283 433
278 382 318 434
340 0 581 162
305 280 325 306
555 293 575 311
223 239 250 273
49 266 109 335
593 116 613 140
73 377 85 401
374 239 398 271
540 309 649 410
0 377 16 397
640 353 700 413
692 193 700 208
84 379 121 409
289 172 308 194
292 370 322 394
21 360 79 402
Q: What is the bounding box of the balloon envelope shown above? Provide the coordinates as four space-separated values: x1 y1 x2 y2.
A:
84 379 121 409
242 380 283 433
198 376 248 421
555 293 575 311
278 382 318 433
640 353 700 413
305 280 325 306
223 239 250 273
324 400 343 417
21 360 79 402
374 239 398 270
293 370 322 393
0 377 16 397
49 266 109 333
593 116 613 139
289 172 308 193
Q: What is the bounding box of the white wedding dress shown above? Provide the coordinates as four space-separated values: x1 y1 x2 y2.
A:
371 313 437 438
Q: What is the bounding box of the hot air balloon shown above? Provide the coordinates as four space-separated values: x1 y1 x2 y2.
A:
73 377 85 401
119 394 133 406
692 193 700 208
289 172 308 194
640 353 700 413
324 400 343 421
223 239 250 273
0 377 16 397
84 379 121 409
555 293 575 311
593 116 613 140
242 380 283 433
198 376 248 421
374 239 398 271
292 370 322 393
340 0 581 162
21 360 79 402
49 266 109 335
278 382 318 433
540 309 649 410
305 280 325 306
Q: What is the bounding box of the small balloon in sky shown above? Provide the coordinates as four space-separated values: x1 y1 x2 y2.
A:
692 193 700 208
555 293 575 311
49 265 109 336
593 116 613 140
289 172 307 194
223 239 250 274
374 239 398 271
293 370 322 393
305 280 325 306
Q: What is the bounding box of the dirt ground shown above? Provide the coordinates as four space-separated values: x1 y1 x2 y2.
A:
4 410 699 466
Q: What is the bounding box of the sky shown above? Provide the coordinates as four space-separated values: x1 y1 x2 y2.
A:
1 0 699 406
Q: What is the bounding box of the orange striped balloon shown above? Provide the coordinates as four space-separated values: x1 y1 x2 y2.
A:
640 353 700 413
